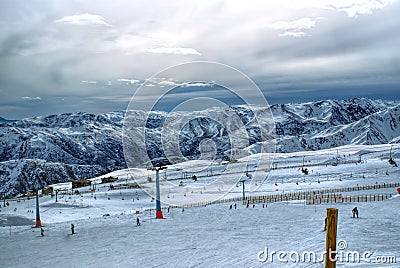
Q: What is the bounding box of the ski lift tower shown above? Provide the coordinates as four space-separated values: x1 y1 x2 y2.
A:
236 176 248 201
147 159 167 219
301 156 309 175
35 189 42 227
389 145 398 167
1 192 5 207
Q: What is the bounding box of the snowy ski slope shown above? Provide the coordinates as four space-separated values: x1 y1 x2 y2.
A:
1 144 399 267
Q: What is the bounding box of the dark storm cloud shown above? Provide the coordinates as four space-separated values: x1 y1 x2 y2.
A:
249 3 400 101
0 0 399 119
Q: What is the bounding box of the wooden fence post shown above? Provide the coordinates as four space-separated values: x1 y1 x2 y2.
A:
325 208 338 268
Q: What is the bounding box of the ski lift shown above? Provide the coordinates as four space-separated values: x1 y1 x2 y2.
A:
388 158 397 166
331 150 340 166
388 145 398 167
301 156 309 175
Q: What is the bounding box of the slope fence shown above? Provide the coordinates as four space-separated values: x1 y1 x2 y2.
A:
152 182 400 210
305 193 393 204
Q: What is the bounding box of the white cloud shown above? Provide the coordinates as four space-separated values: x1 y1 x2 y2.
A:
81 80 97 84
280 31 307 37
143 79 213 88
22 96 41 100
55 13 111 26
321 0 390 17
285 0 393 18
157 80 181 87
143 78 183 87
269 17 323 37
144 78 213 88
146 47 201 56
181 82 214 87
117 78 140 85
269 17 317 30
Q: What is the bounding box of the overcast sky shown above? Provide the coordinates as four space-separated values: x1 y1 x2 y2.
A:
0 0 399 119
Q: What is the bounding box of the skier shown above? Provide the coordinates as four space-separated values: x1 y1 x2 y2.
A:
40 227 44 236
71 223 75 234
234 203 237 209
229 204 232 209
136 217 140 226
352 207 359 218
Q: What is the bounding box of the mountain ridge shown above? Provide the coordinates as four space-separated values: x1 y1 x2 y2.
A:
1 98 399 196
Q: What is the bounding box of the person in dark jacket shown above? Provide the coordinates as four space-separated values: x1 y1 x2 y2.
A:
352 207 359 218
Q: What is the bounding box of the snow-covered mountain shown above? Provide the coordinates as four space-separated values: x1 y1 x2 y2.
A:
273 99 400 152
0 112 124 196
0 159 107 196
1 98 399 196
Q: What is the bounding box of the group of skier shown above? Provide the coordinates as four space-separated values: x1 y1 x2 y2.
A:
229 203 268 209
39 223 75 237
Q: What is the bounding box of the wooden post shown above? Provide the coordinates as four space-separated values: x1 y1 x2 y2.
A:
325 208 338 268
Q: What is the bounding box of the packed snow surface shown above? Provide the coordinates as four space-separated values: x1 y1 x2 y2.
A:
1 144 399 267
